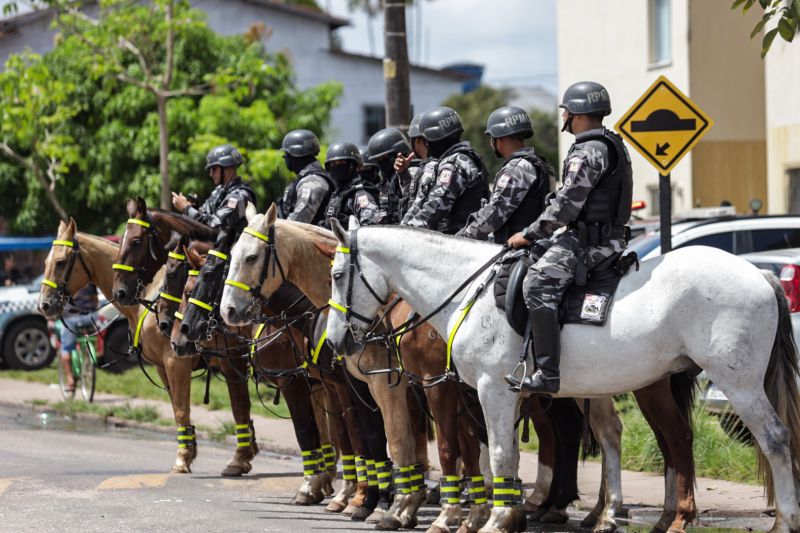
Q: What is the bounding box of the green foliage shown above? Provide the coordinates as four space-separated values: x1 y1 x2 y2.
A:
0 1 341 234
733 0 800 57
444 86 560 178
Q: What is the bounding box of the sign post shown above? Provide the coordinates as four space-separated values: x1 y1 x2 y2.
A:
615 76 713 253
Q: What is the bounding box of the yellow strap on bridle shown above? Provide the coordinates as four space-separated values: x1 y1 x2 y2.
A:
309 329 328 366
52 240 74 247
208 250 228 261
336 246 350 254
244 227 270 243
160 292 182 303
328 299 347 314
127 218 151 228
112 264 134 272
168 252 186 261
41 279 58 289
174 311 184 320
133 307 149 348
225 279 251 292
188 298 213 312
188 270 200 276
251 323 267 355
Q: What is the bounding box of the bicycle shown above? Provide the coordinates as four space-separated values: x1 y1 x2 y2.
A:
54 322 97 402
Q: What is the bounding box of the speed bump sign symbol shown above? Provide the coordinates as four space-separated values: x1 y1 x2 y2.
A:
615 76 713 176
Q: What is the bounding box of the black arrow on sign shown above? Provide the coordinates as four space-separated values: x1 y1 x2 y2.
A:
656 142 670 156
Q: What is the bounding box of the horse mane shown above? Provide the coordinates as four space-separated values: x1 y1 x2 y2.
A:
148 208 218 242
77 232 120 250
282 219 338 247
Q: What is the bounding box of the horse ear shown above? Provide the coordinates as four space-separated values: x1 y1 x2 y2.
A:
330 218 349 245
245 202 257 223
66 217 77 237
163 230 181 253
348 215 361 231
57 219 67 234
136 196 147 216
313 239 336 259
265 203 277 227
185 245 202 268
126 198 137 218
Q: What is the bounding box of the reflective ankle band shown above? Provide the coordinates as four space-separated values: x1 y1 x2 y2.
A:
235 424 251 448
168 252 186 261
112 263 134 272
375 460 393 490
301 450 319 476
160 292 182 303
127 218 150 228
366 459 378 487
188 298 213 312
208 250 228 261
321 443 336 470
341 455 356 480
355 456 368 483
177 425 196 449
225 279 251 292
393 466 412 494
492 476 516 507
409 463 424 492
244 227 270 243
514 477 523 504
440 475 461 505
467 475 487 504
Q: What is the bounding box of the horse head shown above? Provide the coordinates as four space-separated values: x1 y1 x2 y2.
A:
326 216 389 356
39 218 90 319
156 235 193 336
169 245 206 355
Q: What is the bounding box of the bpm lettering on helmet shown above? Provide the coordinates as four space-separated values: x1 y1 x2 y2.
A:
438 114 457 129
587 89 609 104
504 113 530 128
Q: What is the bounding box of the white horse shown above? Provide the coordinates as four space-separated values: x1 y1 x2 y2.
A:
325 219 800 533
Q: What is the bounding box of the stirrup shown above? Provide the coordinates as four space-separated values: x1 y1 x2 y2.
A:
519 369 560 395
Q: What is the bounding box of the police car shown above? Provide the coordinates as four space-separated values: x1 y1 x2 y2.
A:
0 274 54 370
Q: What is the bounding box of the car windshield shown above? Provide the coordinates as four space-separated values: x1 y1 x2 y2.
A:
626 233 660 258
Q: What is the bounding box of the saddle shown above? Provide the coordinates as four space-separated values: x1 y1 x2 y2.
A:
493 249 639 336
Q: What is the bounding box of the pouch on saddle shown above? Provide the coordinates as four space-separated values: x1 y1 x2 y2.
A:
493 250 639 336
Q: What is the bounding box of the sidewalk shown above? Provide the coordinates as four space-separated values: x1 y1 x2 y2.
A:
0 377 769 513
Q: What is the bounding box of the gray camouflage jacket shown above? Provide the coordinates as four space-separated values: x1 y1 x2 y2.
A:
400 159 438 224
184 176 256 232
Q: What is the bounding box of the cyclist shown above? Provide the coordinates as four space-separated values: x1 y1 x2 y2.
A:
59 283 98 392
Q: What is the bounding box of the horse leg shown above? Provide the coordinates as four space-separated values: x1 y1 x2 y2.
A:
163 353 197 474
633 377 697 533
310 380 336 497
217 355 257 477
523 397 555 517
536 399 581 525
456 385 491 533
476 379 522 533
578 397 624 533
324 384 358 513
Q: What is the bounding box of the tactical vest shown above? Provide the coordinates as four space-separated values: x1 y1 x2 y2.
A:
279 162 335 225
378 177 402 225
436 142 490 234
324 178 380 229
570 128 633 228
493 150 556 243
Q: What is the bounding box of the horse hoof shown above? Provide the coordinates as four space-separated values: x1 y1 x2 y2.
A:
538 508 569 524
220 464 247 477
426 525 449 533
400 516 419 530
170 464 191 474
426 486 441 505
377 514 403 530
593 521 618 533
366 508 386 523
325 500 347 513
522 501 541 514
581 513 599 528
292 491 323 505
341 503 359 516
350 505 375 521
526 507 547 522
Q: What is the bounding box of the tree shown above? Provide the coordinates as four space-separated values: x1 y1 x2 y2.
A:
0 3 341 235
733 0 800 57
444 86 559 178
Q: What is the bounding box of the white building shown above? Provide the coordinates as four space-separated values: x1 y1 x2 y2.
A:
0 0 468 144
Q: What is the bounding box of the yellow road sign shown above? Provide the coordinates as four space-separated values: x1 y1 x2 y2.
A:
615 76 712 176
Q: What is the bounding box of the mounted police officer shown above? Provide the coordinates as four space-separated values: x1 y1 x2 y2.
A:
395 114 427 217
279 129 335 224
403 106 489 234
367 128 412 224
456 106 555 242
505 81 633 395
321 142 381 229
358 146 380 186
172 144 256 237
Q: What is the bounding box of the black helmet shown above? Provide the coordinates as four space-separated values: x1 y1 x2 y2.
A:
281 129 321 157
559 81 611 116
205 144 244 169
485 106 534 139
359 146 378 170
325 142 363 167
367 128 411 161
418 106 463 142
408 114 422 139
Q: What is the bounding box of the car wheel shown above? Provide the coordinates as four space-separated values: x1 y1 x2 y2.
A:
2 318 56 370
99 322 135 373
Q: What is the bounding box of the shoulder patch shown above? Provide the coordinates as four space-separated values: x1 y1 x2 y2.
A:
357 194 370 208
300 187 311 199
495 173 511 189
568 157 582 173
226 197 239 209
438 169 453 186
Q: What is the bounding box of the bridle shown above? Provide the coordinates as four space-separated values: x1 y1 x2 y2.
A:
41 237 95 310
155 250 190 337
112 217 166 303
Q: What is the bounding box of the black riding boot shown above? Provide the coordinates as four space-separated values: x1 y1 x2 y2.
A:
506 308 561 394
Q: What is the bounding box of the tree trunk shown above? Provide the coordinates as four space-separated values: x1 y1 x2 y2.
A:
383 0 411 133
34 165 69 222
156 93 171 210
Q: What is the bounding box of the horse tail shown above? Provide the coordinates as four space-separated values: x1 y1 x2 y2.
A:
578 399 601 460
670 371 698 432
758 271 800 505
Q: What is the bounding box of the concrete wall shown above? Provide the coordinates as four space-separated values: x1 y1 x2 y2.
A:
765 35 800 213
557 0 692 216
688 0 766 212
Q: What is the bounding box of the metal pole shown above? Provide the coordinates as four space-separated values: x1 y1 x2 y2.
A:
659 172 672 253
383 0 411 133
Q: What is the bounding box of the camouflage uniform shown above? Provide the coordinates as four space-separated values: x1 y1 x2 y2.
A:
322 178 382 229
376 174 403 225
403 142 489 234
522 129 631 312
400 159 437 223
457 148 555 242
184 176 256 234
279 161 334 224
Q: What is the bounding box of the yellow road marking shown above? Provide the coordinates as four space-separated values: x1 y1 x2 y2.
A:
96 474 169 490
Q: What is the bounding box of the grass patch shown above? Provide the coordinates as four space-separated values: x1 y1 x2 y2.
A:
208 420 237 442
2 363 291 419
521 394 758 485
49 399 164 424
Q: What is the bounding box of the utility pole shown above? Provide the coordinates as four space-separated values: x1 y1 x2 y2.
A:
383 0 411 132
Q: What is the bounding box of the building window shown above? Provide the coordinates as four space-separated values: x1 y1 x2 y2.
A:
648 0 672 67
363 105 386 143
788 168 800 214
